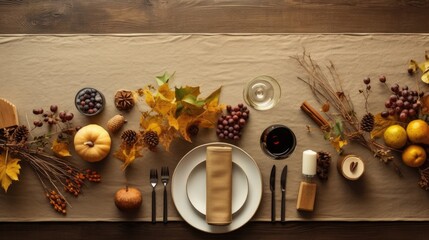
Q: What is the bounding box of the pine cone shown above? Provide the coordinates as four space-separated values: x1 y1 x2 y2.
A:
121 130 138 146
114 90 135 111
143 130 159 149
106 114 127 133
12 125 29 143
360 113 374 132
317 151 331 180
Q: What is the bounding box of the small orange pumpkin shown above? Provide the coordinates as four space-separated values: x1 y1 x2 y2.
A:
74 124 111 162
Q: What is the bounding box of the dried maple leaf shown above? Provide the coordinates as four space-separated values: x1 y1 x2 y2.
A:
114 142 144 171
51 138 72 157
370 113 398 139
0 152 21 192
159 128 178 151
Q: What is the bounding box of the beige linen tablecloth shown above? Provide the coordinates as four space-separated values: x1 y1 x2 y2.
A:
1 34 429 221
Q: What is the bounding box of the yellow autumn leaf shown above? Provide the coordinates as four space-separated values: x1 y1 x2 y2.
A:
204 87 221 108
168 114 179 130
144 87 155 108
153 96 176 115
0 152 21 192
197 104 224 128
114 143 143 171
51 138 72 157
370 113 398 139
140 115 163 134
158 83 175 101
330 136 347 152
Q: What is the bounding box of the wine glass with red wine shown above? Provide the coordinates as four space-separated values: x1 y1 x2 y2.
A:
260 124 296 159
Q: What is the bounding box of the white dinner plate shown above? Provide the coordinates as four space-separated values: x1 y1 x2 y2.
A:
186 161 249 215
172 142 262 233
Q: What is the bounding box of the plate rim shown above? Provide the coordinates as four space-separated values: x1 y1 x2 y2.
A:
171 142 263 233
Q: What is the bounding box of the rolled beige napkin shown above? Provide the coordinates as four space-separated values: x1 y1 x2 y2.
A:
205 146 233 225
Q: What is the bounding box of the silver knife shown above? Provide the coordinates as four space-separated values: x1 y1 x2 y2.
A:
270 165 276 223
280 165 288 223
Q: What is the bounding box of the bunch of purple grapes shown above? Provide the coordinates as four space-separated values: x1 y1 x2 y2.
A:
216 103 250 140
382 83 422 121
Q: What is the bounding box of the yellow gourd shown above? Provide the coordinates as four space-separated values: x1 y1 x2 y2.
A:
74 124 111 162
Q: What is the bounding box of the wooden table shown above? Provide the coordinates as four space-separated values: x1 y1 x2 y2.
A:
0 1 428 239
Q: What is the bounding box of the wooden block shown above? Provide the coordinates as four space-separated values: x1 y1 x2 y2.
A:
0 98 19 128
296 182 317 212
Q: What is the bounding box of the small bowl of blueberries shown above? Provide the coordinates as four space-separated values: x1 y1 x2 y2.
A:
75 87 105 116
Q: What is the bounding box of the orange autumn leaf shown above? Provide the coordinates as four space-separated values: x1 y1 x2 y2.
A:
370 113 398 139
177 114 196 142
0 152 21 192
51 138 72 157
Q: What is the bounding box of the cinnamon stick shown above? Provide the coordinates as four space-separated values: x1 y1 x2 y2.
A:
300 101 330 128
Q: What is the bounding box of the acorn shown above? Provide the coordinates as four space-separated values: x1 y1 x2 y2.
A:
106 114 127 133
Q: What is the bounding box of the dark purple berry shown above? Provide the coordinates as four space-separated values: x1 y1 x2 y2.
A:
50 105 58 113
239 118 246 126
363 77 370 85
65 112 74 121
379 75 386 83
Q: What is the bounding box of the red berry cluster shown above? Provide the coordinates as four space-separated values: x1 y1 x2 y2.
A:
33 105 74 127
216 103 249 140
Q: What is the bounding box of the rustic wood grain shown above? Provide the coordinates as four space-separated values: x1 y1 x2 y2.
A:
0 221 428 240
1 0 429 239
1 0 429 33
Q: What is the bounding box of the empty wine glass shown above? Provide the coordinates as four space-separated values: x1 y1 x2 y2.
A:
243 75 281 111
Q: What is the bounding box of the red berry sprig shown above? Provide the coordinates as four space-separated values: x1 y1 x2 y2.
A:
32 105 74 127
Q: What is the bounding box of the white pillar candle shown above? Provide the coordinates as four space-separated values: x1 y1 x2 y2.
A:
302 150 317 176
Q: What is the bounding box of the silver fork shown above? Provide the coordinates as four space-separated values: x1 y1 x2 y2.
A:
150 169 158 224
161 166 170 224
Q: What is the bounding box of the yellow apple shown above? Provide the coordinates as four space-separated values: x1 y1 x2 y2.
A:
402 145 427 168
406 119 429 145
383 125 407 149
